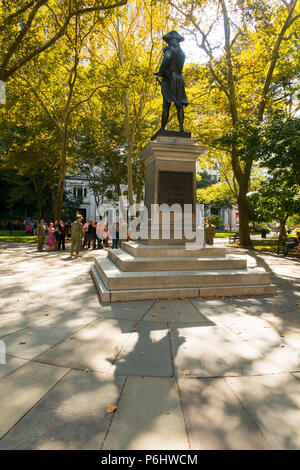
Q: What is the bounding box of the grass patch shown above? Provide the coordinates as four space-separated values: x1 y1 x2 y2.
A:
0 230 27 236
230 237 299 256
0 236 37 243
215 232 237 237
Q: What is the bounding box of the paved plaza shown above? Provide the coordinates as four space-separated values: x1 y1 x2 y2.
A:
0 241 300 450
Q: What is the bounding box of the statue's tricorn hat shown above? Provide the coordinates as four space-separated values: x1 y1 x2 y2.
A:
162 30 184 44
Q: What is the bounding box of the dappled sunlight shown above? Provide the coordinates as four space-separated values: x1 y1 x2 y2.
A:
1 243 300 449
177 377 271 449
149 328 169 343
227 374 300 449
172 323 282 377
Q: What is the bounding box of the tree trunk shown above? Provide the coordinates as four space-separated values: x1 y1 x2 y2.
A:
237 187 251 246
32 178 43 219
123 95 135 219
55 130 68 221
279 217 287 240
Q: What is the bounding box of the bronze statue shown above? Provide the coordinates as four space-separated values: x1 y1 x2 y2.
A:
154 30 189 133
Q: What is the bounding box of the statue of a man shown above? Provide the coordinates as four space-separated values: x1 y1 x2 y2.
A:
154 30 189 132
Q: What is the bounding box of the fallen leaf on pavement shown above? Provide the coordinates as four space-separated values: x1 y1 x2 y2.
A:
152 313 159 317
183 370 191 376
19 341 26 345
106 405 117 413
27 332 32 335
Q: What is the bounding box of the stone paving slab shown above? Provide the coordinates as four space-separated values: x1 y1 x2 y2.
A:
178 377 272 450
36 318 135 373
227 373 300 450
189 297 248 322
222 294 300 316
0 362 69 439
220 315 300 372
111 322 172 377
4 311 97 360
142 299 210 323
0 308 66 337
169 323 282 377
0 370 125 450
29 280 103 311
103 376 189 450
98 300 154 321
0 355 28 378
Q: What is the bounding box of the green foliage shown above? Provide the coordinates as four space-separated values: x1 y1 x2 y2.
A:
62 189 83 222
206 214 223 228
196 170 215 189
213 119 262 162
197 181 235 209
259 113 300 185
247 178 300 224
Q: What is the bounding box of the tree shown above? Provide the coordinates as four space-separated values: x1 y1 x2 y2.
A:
171 0 300 246
0 77 60 217
247 178 300 239
259 113 300 185
0 0 128 83
91 0 173 216
196 170 215 189
17 12 106 221
197 180 235 209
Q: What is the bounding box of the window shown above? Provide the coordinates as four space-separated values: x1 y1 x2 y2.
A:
73 187 85 198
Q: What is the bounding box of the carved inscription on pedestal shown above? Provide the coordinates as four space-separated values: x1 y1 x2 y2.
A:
158 171 193 208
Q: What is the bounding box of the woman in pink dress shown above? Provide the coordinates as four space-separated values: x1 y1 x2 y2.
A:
46 222 55 250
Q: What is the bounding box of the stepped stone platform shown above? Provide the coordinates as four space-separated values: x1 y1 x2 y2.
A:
91 241 277 302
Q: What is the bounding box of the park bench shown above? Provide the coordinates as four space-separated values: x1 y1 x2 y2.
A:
229 233 239 243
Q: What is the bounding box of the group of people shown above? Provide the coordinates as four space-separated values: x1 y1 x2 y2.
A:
36 220 67 252
26 222 37 235
83 219 110 250
70 215 120 257
36 215 120 257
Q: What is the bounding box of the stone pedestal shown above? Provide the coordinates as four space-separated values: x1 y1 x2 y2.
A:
91 131 277 302
139 133 205 245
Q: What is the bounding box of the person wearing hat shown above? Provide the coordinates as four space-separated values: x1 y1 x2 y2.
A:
154 30 189 132
70 215 85 257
